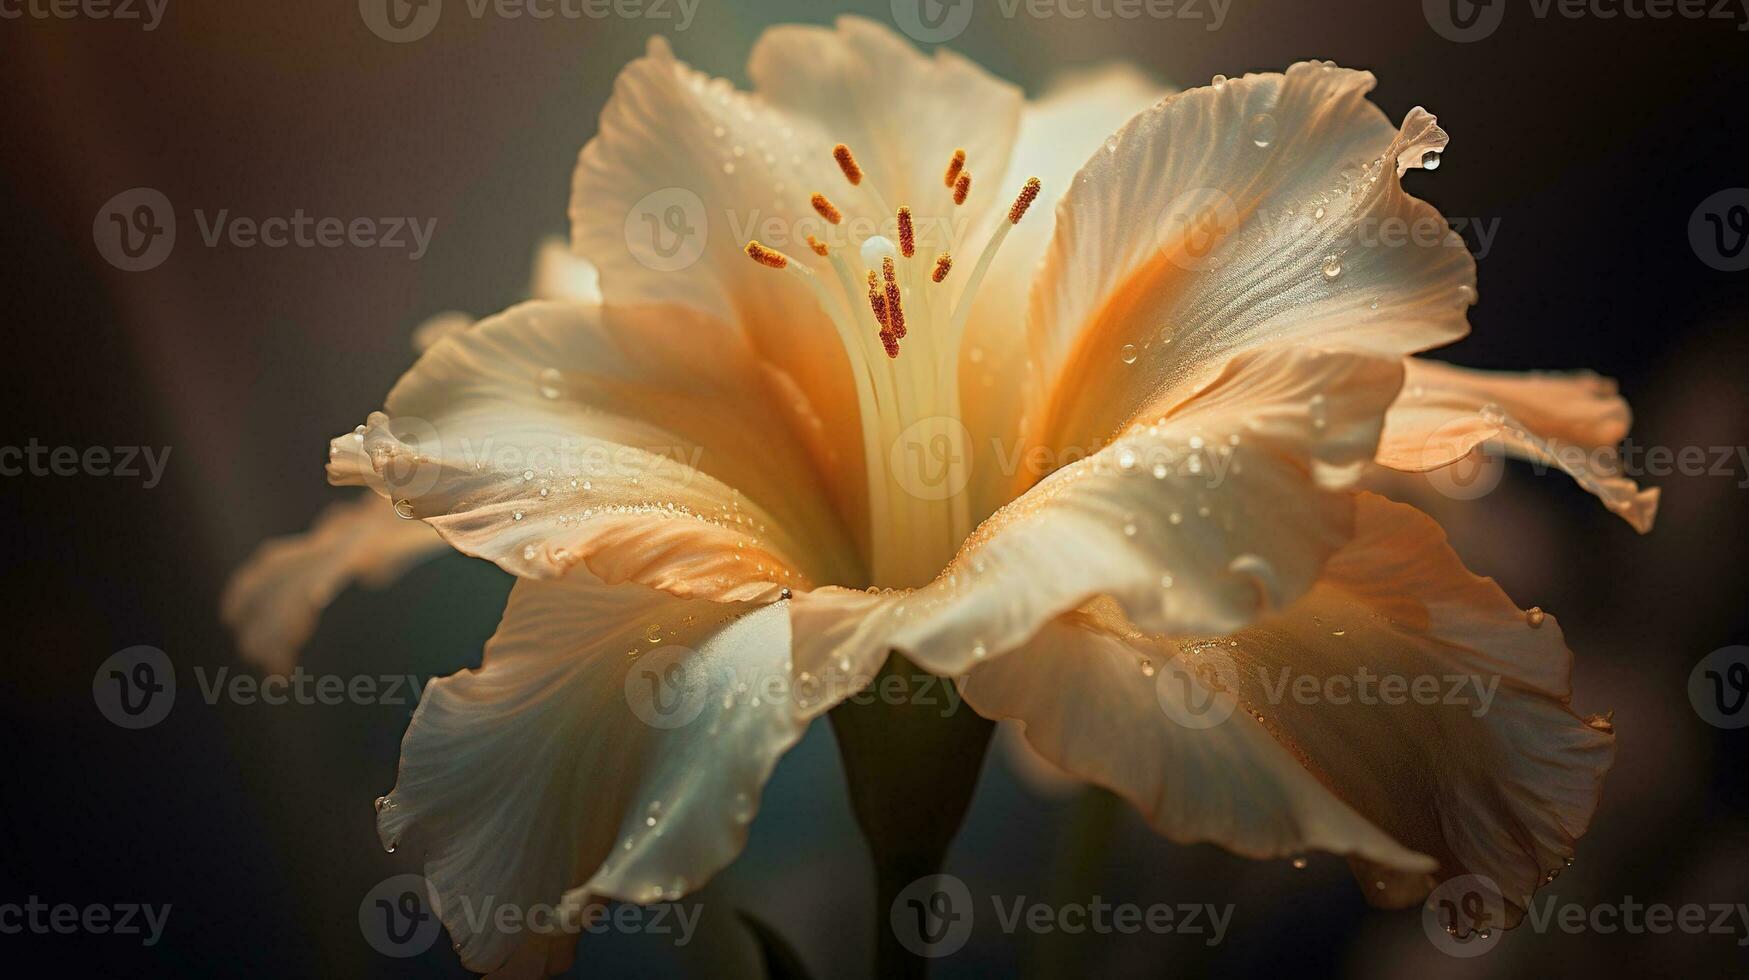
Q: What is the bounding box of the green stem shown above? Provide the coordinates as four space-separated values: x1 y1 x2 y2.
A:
829 652 995 979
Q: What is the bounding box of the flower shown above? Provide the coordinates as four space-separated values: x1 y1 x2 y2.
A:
226 17 1655 971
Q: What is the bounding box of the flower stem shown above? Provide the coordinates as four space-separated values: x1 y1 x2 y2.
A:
829 652 994 979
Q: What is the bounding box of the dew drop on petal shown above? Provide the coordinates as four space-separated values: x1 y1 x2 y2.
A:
1321 255 1343 280
1120 344 1138 365
1421 149 1442 171
1526 606 1546 628
1249 113 1278 148
1291 856 1308 870
538 368 563 400
392 498 416 520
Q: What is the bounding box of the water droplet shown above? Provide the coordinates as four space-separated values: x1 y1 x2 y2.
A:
1168 511 1183 525
1331 629 1347 637
1123 521 1138 537
512 510 525 521
1139 658 1156 677
971 639 988 660
538 368 563 400
1456 284 1477 307
1421 149 1442 171
1117 448 1138 471
522 544 538 561
1321 255 1343 280
1479 402 1505 425
1249 113 1278 148
374 795 395 813
522 469 535 482
1309 393 1328 429
383 839 399 854
1120 344 1138 365
1152 462 1169 479
392 498 416 520
1312 205 1326 221
1291 856 1308 869
1526 606 1546 628
1159 573 1174 589
538 487 550 498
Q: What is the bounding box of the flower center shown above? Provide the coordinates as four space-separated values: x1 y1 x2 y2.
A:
744 144 1040 587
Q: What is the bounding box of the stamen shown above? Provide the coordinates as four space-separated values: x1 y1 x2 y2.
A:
897 207 915 258
833 143 863 186
810 193 843 225
744 240 789 269
881 256 906 339
866 270 889 330
806 234 830 257
931 252 952 283
953 172 971 206
880 330 900 359
943 148 966 188
1008 177 1042 224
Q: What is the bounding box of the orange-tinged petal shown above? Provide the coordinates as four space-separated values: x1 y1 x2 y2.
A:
343 300 858 599
1025 64 1474 473
1209 494 1614 921
1379 358 1659 531
221 494 447 675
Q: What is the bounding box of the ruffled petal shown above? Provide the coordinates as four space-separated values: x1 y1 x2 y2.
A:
1379 358 1659 531
958 598 1436 872
221 494 446 674
376 578 802 972
1200 493 1615 922
342 300 858 599
1025 63 1475 468
790 348 1403 682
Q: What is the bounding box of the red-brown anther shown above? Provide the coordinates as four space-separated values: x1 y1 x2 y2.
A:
744 240 788 269
953 171 971 206
881 256 906 339
931 252 952 283
1008 177 1042 224
806 234 829 256
866 270 889 330
832 143 863 186
880 330 900 358
810 193 843 225
943 148 966 188
897 207 915 258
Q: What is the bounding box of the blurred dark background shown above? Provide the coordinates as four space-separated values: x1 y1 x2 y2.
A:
2 0 1746 976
